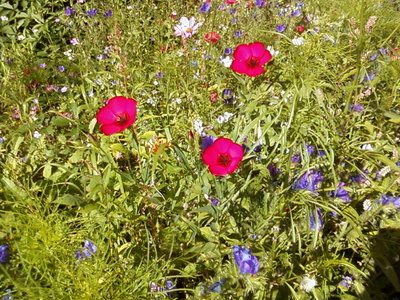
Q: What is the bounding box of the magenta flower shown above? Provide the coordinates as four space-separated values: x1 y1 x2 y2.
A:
231 42 272 77
96 96 137 135
202 137 244 176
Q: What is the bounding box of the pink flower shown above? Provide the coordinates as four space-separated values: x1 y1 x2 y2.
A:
174 16 203 39
202 137 244 176
204 32 220 43
231 42 272 77
96 96 137 135
226 0 237 4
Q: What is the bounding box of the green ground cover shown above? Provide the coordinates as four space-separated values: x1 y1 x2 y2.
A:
0 0 400 299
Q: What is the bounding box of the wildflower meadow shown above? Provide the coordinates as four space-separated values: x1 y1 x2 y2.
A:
1 0 400 299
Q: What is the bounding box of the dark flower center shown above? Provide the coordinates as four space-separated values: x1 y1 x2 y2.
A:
116 112 129 125
217 153 231 167
246 57 259 68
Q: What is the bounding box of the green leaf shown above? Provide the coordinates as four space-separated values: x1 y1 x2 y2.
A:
43 164 52 179
53 194 81 206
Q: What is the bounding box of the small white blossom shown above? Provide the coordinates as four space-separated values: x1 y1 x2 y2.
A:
267 46 279 57
361 144 374 151
60 86 68 93
219 56 233 67
217 115 225 124
174 16 203 39
363 199 372 211
300 276 317 293
0 16 9 21
17 35 26 40
292 37 305 46
70 38 80 45
377 166 391 177
33 131 42 139
194 119 203 134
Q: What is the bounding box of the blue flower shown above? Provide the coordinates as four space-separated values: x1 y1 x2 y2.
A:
350 170 368 183
378 194 400 208
330 182 351 202
208 279 225 293
363 72 375 81
309 208 323 231
339 276 353 288
2 289 13 300
306 143 316 156
65 7 75 16
369 53 378 61
74 240 97 260
103 10 113 18
58 66 65 72
162 279 175 297
292 170 323 193
255 0 266 7
0 245 10 264
200 2 211 13
350 103 363 112
224 48 233 55
291 9 301 17
201 135 217 152
232 245 259 275
83 240 97 257
87 9 97 17
275 24 286 33
234 30 242 37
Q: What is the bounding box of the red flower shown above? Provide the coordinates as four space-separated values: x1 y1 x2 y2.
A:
295 25 305 34
202 137 244 176
226 0 237 4
231 42 272 77
96 96 137 135
204 32 220 43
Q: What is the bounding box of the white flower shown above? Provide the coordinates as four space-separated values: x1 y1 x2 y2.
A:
219 56 233 67
267 46 279 57
1 16 9 21
174 17 203 39
32 28 38 33
70 38 80 45
60 86 68 93
363 199 372 211
194 119 203 134
300 276 317 293
217 112 234 124
33 131 42 139
17 35 25 40
32 99 39 104
217 115 225 124
361 144 374 151
292 37 305 46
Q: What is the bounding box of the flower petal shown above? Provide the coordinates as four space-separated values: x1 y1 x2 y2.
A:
250 42 267 58
233 44 252 61
208 164 230 176
96 106 117 125
100 123 124 135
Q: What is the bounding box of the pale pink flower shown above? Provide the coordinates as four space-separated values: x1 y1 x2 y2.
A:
174 17 202 39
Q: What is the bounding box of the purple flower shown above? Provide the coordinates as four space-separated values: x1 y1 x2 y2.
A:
3 289 13 300
339 276 353 288
378 194 400 208
229 8 236 14
162 279 175 297
65 7 75 16
224 47 233 55
155 72 164 78
267 163 280 177
209 196 219 206
350 103 363 112
292 169 323 193
309 208 323 231
330 182 351 202
0 245 10 263
276 24 286 32
200 2 212 13
306 143 316 156
58 66 65 72
201 135 217 152
231 18 238 24
291 9 301 17
83 239 97 257
291 153 301 163
87 8 97 17
350 170 368 183
379 48 388 55
234 30 242 37
232 245 259 275
369 53 378 61
208 279 225 293
103 10 113 18
363 72 375 81
255 0 265 7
